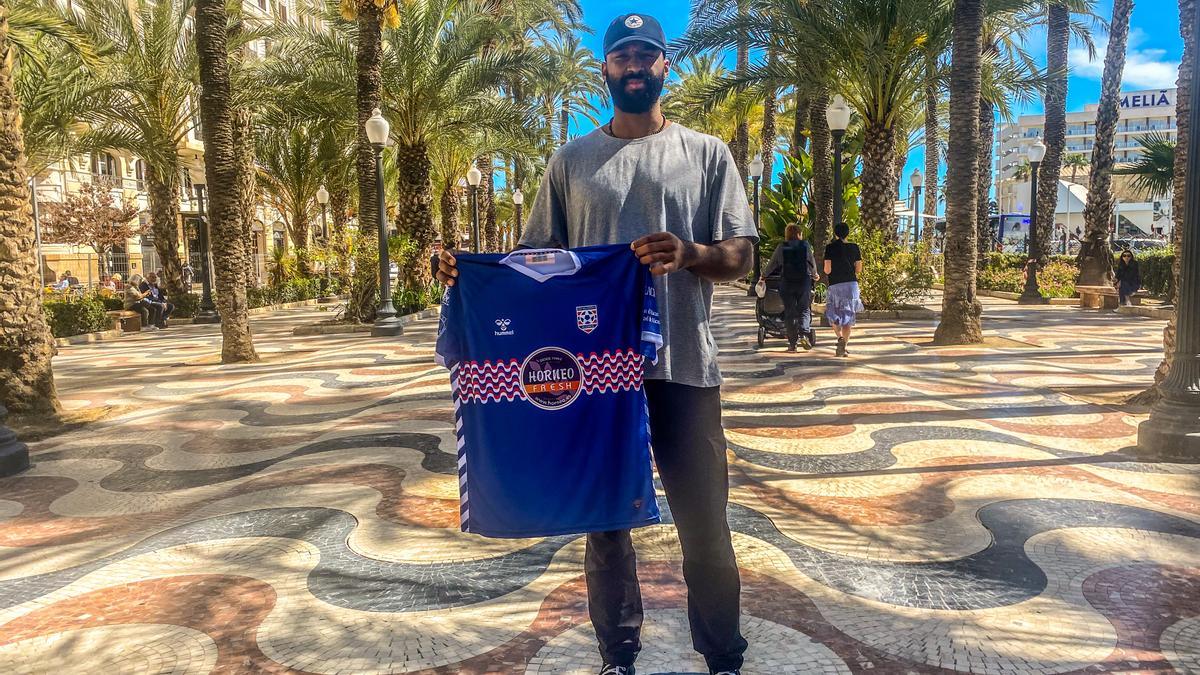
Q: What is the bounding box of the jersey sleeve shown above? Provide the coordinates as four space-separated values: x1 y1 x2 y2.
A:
640 273 663 366
434 284 462 368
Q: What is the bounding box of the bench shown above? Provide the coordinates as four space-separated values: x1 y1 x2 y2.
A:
106 310 142 332
1076 285 1147 309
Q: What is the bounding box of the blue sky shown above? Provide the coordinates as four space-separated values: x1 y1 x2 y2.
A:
570 0 1187 213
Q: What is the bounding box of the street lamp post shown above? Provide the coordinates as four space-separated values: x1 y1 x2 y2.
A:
366 108 402 337
467 166 482 253
190 169 221 324
1138 0 1200 458
826 95 852 233
512 188 524 245
747 153 765 294
316 185 334 302
1019 140 1048 305
911 169 924 251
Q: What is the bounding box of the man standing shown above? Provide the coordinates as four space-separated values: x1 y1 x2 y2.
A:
436 13 754 675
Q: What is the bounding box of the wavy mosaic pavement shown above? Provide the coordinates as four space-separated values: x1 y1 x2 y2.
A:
3 290 1199 674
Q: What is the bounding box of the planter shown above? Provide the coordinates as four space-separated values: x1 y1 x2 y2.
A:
1117 305 1173 321
54 329 125 347
813 302 938 321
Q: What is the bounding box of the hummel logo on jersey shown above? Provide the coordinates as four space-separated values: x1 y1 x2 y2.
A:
576 305 598 334
494 318 514 336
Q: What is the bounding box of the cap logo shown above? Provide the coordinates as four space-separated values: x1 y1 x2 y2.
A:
625 15 644 28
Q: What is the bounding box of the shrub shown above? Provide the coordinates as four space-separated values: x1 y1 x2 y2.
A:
853 229 934 310
42 293 111 338
246 277 323 309
1038 260 1078 299
1131 248 1174 298
172 293 200 318
394 280 443 315
977 265 1024 294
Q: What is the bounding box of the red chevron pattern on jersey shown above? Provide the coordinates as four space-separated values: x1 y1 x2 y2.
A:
578 349 644 394
454 359 524 403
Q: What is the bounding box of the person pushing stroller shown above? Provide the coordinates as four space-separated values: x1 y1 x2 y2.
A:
761 224 819 351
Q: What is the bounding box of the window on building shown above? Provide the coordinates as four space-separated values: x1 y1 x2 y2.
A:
258 0 267 9
272 230 286 252
91 152 117 179
134 159 146 191
181 169 193 201
278 1 287 22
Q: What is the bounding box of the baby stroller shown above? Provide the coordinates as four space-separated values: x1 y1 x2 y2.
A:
754 272 787 348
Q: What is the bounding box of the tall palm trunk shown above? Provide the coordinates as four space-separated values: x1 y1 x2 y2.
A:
559 102 570 146
286 213 310 274
1077 0 1134 286
477 153 496 251
351 3 383 322
809 92 833 265
1152 0 1193 391
976 97 995 268
395 140 434 287
732 16 750 179
934 0 986 345
860 122 898 237
234 107 259 286
195 0 257 363
762 88 777 184
1036 3 1070 267
893 144 907 201
0 0 57 414
330 186 350 287
440 182 460 247
145 167 186 299
923 53 940 243
791 91 809 156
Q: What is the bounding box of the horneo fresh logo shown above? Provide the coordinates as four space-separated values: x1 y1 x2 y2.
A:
520 347 583 410
624 15 643 28
494 318 514 336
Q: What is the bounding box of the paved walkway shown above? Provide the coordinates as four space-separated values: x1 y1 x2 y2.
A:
2 288 1198 674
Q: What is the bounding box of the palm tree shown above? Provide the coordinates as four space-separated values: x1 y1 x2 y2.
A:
13 40 95 177
934 0 986 345
193 0 256 362
1077 0 1133 286
255 122 338 276
539 35 605 148
0 0 58 414
1111 132 1175 198
1063 152 1088 182
922 50 943 243
1033 0 1097 267
71 0 204 301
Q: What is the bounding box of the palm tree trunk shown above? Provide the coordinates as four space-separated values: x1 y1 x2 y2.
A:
762 87 777 185
976 97 995 269
395 140 434 287
893 144 907 201
0 0 58 414
809 92 833 264
1036 4 1070 267
330 186 349 287
791 91 809 157
286 213 309 275
733 26 750 179
559 102 570 146
1151 0 1193 392
233 107 259 287
923 53 940 242
440 182 460 248
933 0 986 345
351 2 382 323
860 121 898 237
1078 0 1133 286
145 167 186 300
194 0 257 363
477 154 497 251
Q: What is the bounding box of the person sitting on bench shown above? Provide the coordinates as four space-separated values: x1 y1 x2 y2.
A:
123 274 162 331
138 272 174 328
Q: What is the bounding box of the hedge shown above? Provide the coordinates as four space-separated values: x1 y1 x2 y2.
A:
965 249 1176 299
43 294 111 338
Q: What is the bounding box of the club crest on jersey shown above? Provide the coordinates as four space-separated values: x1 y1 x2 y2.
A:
576 305 598 334
494 318 514 336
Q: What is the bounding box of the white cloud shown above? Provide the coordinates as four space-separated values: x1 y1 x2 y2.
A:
1069 29 1181 90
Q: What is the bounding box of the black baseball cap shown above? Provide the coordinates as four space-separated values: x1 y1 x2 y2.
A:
603 13 667 56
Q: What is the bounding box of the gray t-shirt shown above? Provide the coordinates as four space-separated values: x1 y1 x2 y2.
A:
518 123 757 388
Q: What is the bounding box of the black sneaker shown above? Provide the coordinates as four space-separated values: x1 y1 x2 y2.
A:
835 338 847 357
799 335 812 351
599 665 634 675
711 670 741 675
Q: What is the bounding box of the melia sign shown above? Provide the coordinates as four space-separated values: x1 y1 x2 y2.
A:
1120 89 1174 109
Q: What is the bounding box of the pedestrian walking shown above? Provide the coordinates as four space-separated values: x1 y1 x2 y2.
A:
761 224 819 351
1115 248 1142 307
434 12 754 674
823 223 863 357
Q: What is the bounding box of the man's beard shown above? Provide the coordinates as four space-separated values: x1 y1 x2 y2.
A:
606 70 665 115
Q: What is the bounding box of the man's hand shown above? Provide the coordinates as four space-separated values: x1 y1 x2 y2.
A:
435 249 459 286
631 232 696 276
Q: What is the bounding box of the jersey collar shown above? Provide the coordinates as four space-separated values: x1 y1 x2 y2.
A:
499 248 584 283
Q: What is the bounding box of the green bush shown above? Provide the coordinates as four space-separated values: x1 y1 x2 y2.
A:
1131 248 1174 298
172 293 200 318
854 229 934 310
246 277 323 309
1038 260 1079 298
394 280 443 315
976 265 1024 293
43 293 111 338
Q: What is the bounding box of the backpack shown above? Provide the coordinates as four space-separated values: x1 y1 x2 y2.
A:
781 240 810 283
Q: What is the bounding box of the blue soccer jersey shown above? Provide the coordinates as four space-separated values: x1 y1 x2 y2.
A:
435 244 663 538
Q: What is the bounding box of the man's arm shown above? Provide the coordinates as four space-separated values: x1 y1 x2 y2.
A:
807 246 819 280
631 233 753 282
